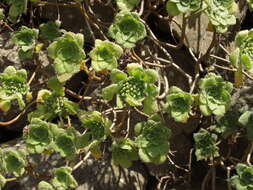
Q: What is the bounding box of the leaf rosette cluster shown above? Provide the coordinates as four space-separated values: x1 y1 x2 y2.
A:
204 0 237 33
210 111 240 138
39 20 62 42
108 11 147 48
0 66 29 112
193 128 219 161
102 64 159 114
112 139 138 168
166 0 201 16
12 26 38 60
5 0 27 23
0 149 27 177
116 0 140 11
248 0 253 11
199 73 233 116
230 29 253 72
23 118 57 153
89 39 123 72
29 89 79 121
230 163 253 190
52 128 78 159
135 119 171 164
164 86 194 123
79 111 111 142
47 32 86 76
51 167 78 190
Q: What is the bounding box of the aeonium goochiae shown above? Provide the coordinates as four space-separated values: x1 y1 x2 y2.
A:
102 63 159 115
134 118 171 164
230 29 253 86
166 0 237 33
164 86 194 123
0 66 30 112
108 11 147 49
198 73 233 117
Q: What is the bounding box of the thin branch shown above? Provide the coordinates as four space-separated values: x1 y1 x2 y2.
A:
156 57 192 85
157 75 169 99
0 101 35 126
73 152 91 171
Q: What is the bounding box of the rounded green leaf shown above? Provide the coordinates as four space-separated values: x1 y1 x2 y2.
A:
52 167 78 189
108 11 147 48
110 69 128 83
166 1 181 16
102 84 119 101
38 181 54 190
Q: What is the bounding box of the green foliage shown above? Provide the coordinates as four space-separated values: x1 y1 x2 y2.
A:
166 0 237 33
0 66 29 112
38 181 54 190
0 8 5 20
89 39 123 72
29 89 79 121
0 174 6 189
52 128 78 160
204 0 237 33
111 139 138 168
210 111 240 138
79 111 111 142
166 0 201 16
5 0 27 23
0 149 27 177
47 32 86 77
108 11 147 48
12 26 38 60
230 163 253 190
23 118 57 153
193 128 219 161
51 167 78 190
39 20 62 41
102 64 159 114
0 0 250 188
116 0 140 11
164 86 194 123
238 111 253 140
230 29 253 72
248 0 253 11
135 119 171 164
199 73 233 116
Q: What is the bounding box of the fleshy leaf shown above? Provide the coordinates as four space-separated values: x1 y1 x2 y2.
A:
108 11 147 48
135 119 171 163
0 66 29 111
110 69 128 83
194 128 219 161
12 26 38 60
116 0 140 11
51 167 78 189
89 40 123 72
38 181 54 190
2 149 27 177
199 73 233 116
112 139 138 168
164 86 194 123
39 20 62 41
166 0 201 16
47 32 86 77
23 118 56 153
230 163 253 189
